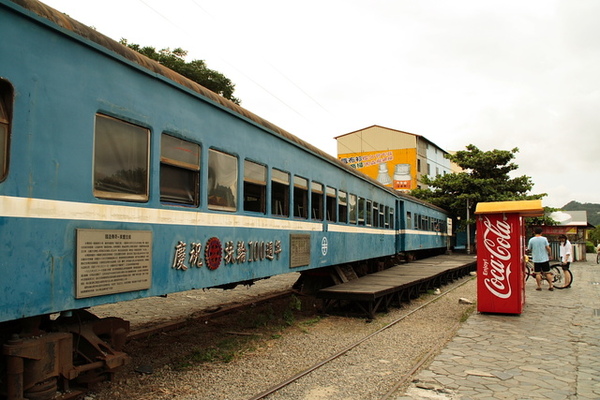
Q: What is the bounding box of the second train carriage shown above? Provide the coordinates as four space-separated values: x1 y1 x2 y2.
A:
0 0 448 397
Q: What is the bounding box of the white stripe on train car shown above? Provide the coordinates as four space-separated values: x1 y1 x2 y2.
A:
402 229 447 237
326 224 396 235
0 195 398 235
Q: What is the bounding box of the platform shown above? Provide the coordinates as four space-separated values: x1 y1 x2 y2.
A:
400 253 600 399
317 254 477 319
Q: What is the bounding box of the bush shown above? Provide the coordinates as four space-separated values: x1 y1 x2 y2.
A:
586 242 596 253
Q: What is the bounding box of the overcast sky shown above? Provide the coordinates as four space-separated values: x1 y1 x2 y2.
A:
42 0 600 209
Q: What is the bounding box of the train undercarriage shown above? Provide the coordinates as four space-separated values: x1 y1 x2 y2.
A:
1 311 129 400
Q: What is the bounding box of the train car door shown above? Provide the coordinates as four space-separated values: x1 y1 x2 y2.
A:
395 199 405 253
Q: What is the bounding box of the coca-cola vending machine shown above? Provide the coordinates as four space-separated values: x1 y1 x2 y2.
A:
474 200 544 314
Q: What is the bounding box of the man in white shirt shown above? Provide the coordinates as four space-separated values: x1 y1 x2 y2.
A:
558 234 572 288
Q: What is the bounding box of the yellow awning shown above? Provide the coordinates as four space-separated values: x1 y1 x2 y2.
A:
474 200 544 216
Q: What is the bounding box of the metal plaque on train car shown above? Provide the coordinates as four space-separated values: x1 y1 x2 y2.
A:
76 229 152 298
290 234 311 268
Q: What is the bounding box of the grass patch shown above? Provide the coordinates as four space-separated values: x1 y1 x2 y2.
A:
170 294 323 370
283 295 303 326
176 335 259 369
460 305 476 322
299 316 322 327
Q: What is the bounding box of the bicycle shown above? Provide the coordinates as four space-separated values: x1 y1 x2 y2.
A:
524 255 572 289
596 251 600 264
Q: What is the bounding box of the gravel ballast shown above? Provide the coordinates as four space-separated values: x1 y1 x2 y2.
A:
85 274 477 400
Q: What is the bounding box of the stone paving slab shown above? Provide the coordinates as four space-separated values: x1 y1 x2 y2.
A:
399 253 600 400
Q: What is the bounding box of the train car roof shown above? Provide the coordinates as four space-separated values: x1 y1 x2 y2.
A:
7 0 446 214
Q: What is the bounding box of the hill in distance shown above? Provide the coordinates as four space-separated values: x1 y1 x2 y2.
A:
562 201 600 227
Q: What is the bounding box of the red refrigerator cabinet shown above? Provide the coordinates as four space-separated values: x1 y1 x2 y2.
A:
474 200 544 314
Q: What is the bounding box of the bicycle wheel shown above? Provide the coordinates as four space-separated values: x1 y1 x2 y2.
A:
550 265 572 289
525 262 533 281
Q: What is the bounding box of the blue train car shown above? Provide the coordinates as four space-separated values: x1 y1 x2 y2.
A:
401 200 449 255
0 0 448 397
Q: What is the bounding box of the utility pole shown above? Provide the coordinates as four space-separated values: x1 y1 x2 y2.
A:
466 198 471 255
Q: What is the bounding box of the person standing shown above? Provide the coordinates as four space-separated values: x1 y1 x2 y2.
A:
527 226 553 291
558 234 572 288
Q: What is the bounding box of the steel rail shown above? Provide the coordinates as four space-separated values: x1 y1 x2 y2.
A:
246 276 475 400
378 320 461 400
127 289 297 341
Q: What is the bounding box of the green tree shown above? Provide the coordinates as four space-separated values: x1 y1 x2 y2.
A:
121 39 240 105
411 145 547 228
588 227 600 246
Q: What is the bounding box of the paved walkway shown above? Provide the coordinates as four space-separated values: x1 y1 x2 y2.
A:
399 253 600 400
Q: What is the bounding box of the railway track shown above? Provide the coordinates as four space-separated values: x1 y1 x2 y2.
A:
246 277 474 400
86 274 476 400
127 289 298 341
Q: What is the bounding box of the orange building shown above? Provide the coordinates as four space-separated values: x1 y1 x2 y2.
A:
335 125 452 191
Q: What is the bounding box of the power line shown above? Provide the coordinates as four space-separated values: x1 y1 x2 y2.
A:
136 0 324 120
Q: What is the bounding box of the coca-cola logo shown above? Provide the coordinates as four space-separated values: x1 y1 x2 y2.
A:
482 216 513 299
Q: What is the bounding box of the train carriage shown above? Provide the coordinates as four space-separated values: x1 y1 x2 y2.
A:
0 0 448 398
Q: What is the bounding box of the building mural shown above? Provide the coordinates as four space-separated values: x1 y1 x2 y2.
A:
338 148 418 191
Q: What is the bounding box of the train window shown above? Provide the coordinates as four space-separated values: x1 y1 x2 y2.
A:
93 114 149 202
208 149 237 211
372 202 379 228
338 191 348 223
366 200 372 226
160 134 200 206
407 212 412 229
384 206 390 228
389 207 395 229
271 168 289 217
357 197 365 226
348 194 357 224
379 204 385 228
243 160 266 213
293 176 308 219
311 182 323 220
0 80 12 181
326 186 336 222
